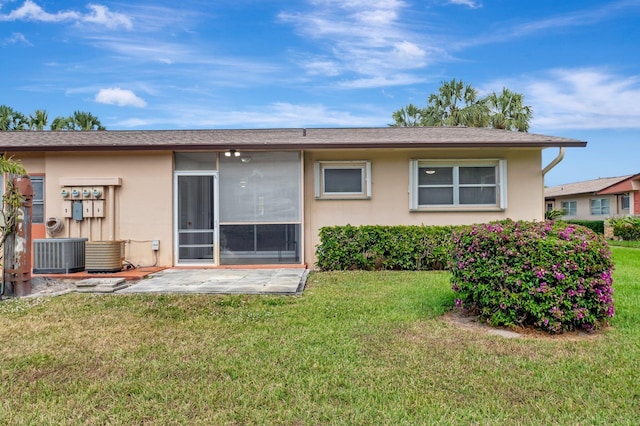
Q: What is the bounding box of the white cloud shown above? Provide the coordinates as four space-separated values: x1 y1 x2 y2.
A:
278 0 434 87
337 74 426 89
113 102 389 129
81 4 132 30
0 1 132 29
3 32 31 45
0 0 80 22
95 88 147 108
448 0 482 8
519 69 640 131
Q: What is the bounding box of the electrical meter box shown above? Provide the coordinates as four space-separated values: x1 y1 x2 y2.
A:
62 201 73 218
82 200 94 218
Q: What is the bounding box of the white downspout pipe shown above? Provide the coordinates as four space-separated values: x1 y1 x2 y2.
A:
542 147 565 176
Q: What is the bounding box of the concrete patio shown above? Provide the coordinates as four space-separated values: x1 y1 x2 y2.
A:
116 268 308 295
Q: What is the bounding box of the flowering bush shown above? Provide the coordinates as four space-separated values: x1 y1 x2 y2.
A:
450 219 614 333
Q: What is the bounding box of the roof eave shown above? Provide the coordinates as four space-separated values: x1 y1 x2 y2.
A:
1 140 588 153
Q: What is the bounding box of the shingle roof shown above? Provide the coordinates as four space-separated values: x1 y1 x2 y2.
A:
545 175 633 198
0 127 586 152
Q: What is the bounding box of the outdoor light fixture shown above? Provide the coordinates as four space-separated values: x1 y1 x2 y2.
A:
224 149 241 157
425 170 436 175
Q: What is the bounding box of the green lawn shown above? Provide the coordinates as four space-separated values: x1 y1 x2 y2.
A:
1 248 639 425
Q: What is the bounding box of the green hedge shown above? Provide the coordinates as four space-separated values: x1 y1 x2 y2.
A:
316 225 455 271
563 219 604 234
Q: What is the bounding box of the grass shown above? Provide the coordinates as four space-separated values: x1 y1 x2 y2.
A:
608 239 640 249
1 249 639 425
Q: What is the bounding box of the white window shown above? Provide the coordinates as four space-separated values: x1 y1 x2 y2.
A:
31 176 45 224
409 159 507 210
590 198 610 216
621 194 630 210
561 200 577 216
546 202 554 212
315 161 371 199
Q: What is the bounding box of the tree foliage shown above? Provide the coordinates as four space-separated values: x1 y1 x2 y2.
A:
0 105 106 131
391 79 533 132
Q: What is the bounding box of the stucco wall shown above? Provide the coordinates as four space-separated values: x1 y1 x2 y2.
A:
548 194 623 221
38 151 174 267
303 148 543 268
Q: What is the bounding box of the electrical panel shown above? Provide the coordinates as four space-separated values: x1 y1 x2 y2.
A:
72 201 83 221
60 185 107 220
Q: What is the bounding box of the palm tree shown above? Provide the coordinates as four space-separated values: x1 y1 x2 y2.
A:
28 109 49 130
390 103 426 127
423 79 490 127
50 112 106 131
485 88 533 132
72 111 106 131
0 105 28 131
50 116 75 131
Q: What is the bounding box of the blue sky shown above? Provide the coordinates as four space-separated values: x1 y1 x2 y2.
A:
1 0 639 186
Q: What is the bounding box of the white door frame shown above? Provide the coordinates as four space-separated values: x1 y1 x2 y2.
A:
173 171 219 266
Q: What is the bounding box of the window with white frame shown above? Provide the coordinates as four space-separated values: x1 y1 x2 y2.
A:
315 161 371 199
621 194 630 210
590 198 610 216
409 159 506 210
31 176 45 224
561 200 577 216
546 202 554 212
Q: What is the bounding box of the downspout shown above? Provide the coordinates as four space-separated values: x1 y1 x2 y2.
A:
542 147 565 176
541 147 565 218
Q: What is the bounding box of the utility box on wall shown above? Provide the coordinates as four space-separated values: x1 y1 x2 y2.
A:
72 201 83 221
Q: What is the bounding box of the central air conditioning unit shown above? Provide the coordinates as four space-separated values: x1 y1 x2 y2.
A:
33 238 88 274
85 241 124 273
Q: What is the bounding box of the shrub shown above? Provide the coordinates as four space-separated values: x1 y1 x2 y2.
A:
316 225 455 271
450 219 614 334
544 209 564 220
564 219 604 234
607 216 640 241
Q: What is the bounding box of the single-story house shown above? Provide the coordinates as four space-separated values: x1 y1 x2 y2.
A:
545 174 639 221
1 127 585 269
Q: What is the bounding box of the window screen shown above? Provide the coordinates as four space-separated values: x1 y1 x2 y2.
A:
219 152 301 223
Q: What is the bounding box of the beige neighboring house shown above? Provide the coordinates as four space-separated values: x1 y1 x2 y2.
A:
545 174 640 221
0 127 585 270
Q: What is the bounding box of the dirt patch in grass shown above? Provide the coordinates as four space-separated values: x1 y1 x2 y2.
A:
441 308 608 341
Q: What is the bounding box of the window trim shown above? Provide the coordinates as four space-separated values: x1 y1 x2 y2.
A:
590 198 610 216
409 159 507 211
561 200 577 216
30 175 45 224
314 160 371 199
621 194 630 210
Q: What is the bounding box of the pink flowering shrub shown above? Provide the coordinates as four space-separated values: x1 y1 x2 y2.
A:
450 219 614 333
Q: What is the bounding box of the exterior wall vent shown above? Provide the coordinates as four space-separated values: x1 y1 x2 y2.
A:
33 238 87 274
85 241 124 273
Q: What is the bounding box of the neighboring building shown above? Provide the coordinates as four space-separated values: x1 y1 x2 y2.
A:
545 174 639 220
1 127 585 269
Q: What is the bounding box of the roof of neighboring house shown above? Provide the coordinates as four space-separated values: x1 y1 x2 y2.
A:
0 127 587 152
545 175 634 198
598 173 640 195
